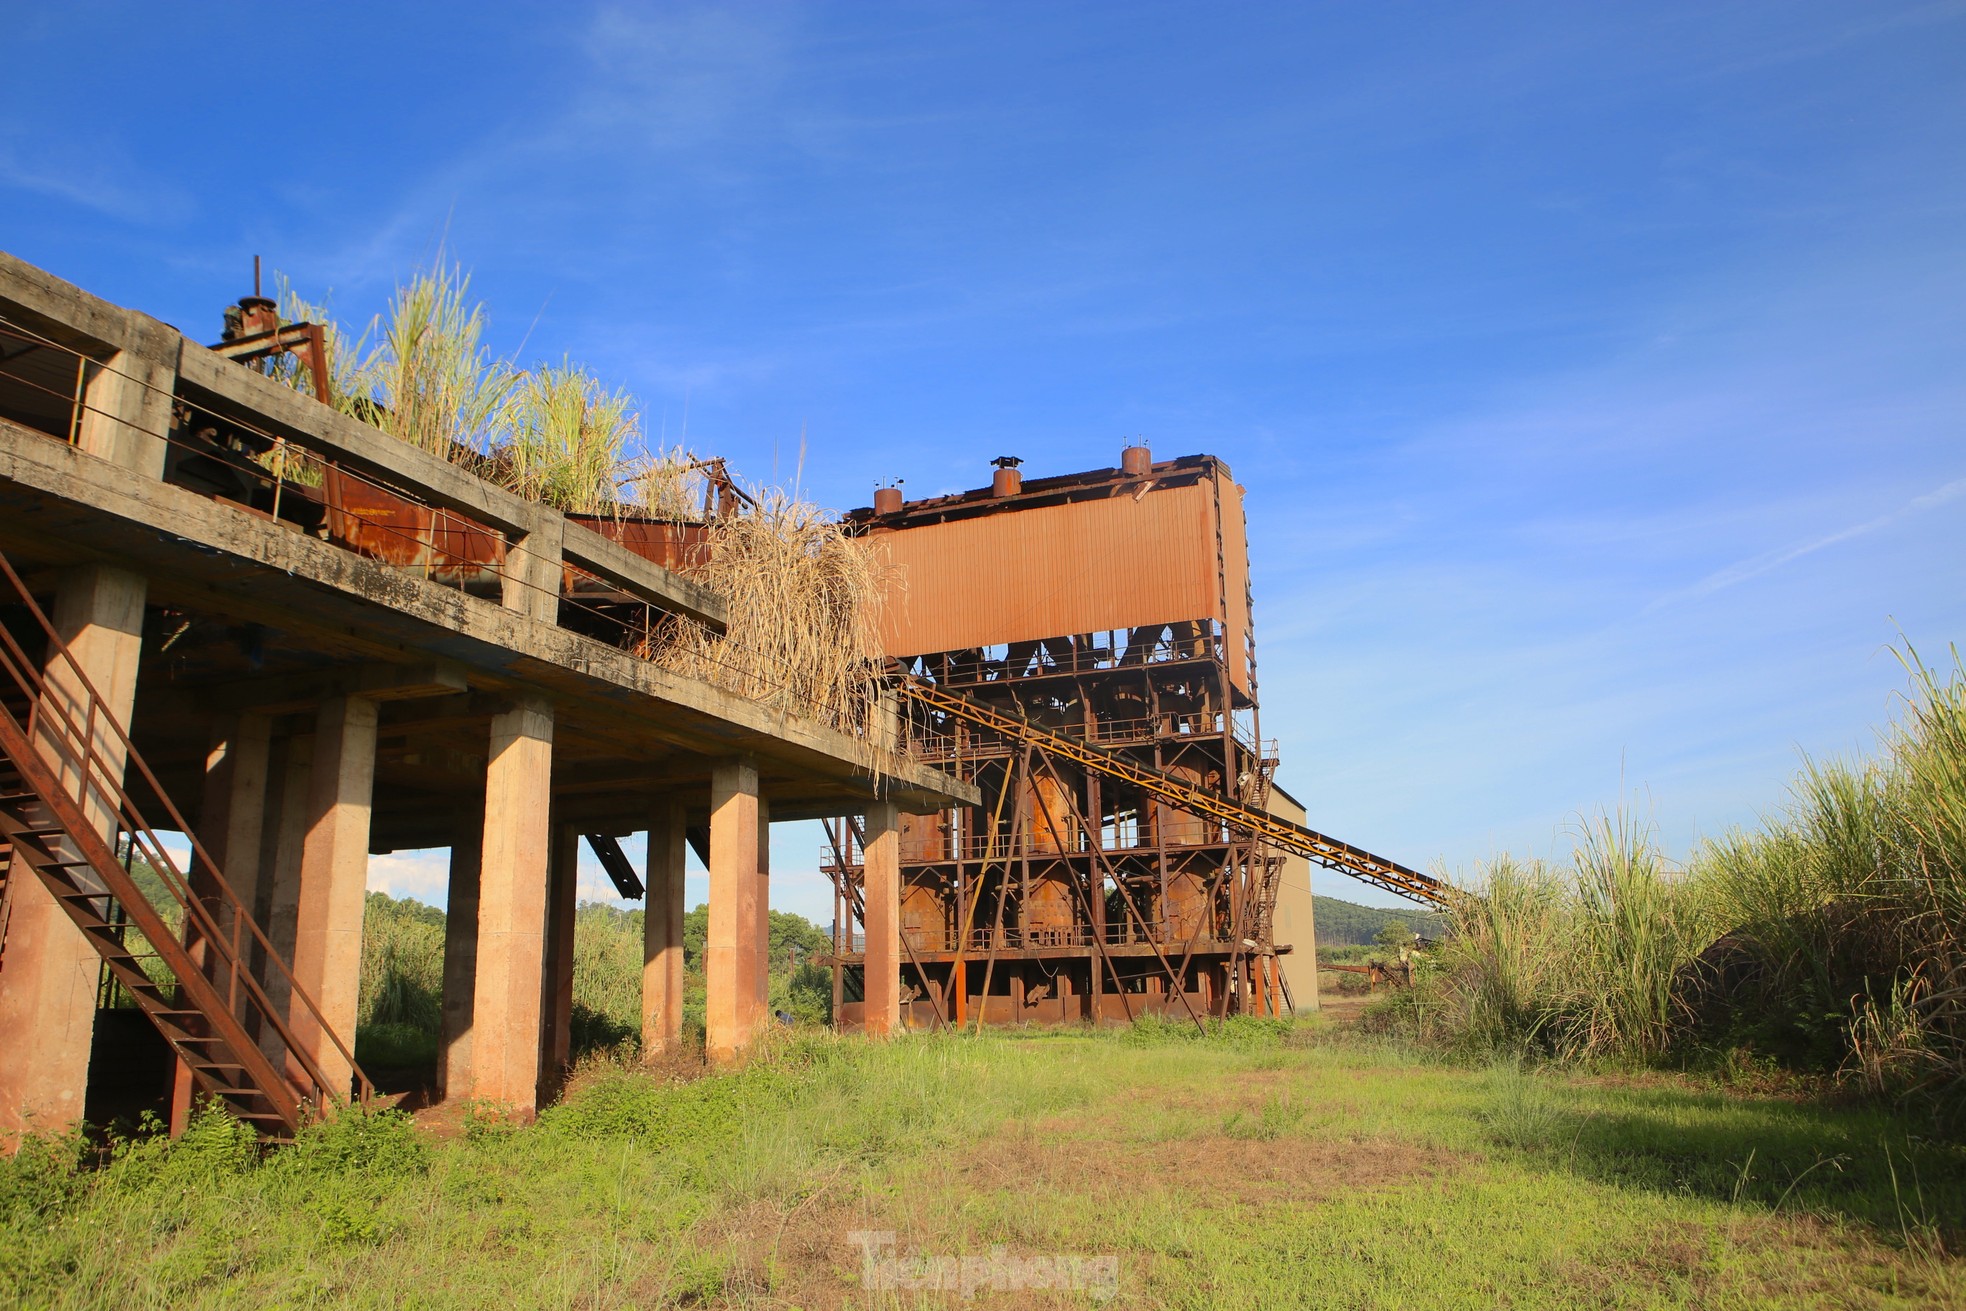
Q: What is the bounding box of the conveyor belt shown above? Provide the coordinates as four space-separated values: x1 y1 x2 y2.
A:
899 677 1450 909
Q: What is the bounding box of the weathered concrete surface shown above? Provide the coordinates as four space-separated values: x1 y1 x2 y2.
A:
862 801 901 1039
756 797 772 1014
706 760 760 1065
469 699 554 1113
172 712 273 1131
642 799 687 1055
540 824 579 1101
289 695 379 1097
0 565 147 1139
256 733 313 1067
438 809 483 1102
77 349 173 479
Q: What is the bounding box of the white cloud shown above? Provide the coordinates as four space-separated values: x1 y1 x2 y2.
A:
1653 475 1966 610
366 850 451 907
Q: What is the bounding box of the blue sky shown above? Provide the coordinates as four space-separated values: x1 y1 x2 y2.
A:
8 3 1963 920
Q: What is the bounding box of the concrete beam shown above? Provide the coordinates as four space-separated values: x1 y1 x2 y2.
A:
0 251 182 364
706 760 760 1065
642 799 687 1057
198 663 470 716
862 801 902 1039
0 423 971 813
288 696 378 1098
469 698 555 1114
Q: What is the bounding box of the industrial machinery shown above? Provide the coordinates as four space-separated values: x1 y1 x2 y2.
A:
823 448 1444 1031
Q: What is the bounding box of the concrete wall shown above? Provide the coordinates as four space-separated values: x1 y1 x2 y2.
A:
1267 786 1319 1011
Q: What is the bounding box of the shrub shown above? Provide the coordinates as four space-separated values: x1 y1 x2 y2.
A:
286 1106 429 1179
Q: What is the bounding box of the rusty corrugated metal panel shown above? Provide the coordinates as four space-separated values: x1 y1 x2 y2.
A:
566 516 712 573
900 881 946 951
1213 469 1255 698
868 479 1229 662
322 468 505 590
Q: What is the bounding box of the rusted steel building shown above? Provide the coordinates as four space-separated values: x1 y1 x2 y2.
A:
824 449 1316 1028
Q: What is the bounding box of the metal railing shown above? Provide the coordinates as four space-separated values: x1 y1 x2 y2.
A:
0 547 371 1130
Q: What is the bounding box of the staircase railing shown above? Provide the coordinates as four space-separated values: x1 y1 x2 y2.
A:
0 548 370 1134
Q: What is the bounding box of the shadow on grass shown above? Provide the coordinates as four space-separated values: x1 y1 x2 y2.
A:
1498 1070 1965 1244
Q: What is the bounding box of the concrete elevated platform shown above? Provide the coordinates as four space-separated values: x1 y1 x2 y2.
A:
0 251 975 1133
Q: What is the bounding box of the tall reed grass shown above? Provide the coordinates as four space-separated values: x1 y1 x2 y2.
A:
276 267 891 739
1410 648 1966 1133
357 262 517 460
496 361 639 514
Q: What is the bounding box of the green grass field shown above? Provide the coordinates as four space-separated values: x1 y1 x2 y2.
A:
5 1019 1961 1309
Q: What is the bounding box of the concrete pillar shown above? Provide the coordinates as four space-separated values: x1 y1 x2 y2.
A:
862 800 901 1039
641 799 686 1056
755 796 772 1016
706 760 759 1065
0 564 147 1141
209 714 273 946
75 343 174 479
437 808 483 1102
288 696 378 1099
539 824 579 1101
172 712 272 1132
501 505 565 625
256 732 313 1064
469 698 554 1114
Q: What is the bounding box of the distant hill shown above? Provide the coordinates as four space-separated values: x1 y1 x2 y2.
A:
1312 895 1446 946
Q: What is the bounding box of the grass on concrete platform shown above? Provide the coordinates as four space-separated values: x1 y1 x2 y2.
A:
3 1020 1962 1310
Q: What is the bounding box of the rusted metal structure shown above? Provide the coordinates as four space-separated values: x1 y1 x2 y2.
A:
824 449 1352 1029
0 253 970 1142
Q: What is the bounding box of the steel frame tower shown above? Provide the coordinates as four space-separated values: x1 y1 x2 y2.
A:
824 450 1300 1028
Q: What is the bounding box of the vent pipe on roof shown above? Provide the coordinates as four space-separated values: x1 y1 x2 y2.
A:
990 455 1023 497
1121 444 1151 477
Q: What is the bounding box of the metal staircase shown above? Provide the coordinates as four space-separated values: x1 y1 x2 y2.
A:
0 550 368 1138
897 675 1451 910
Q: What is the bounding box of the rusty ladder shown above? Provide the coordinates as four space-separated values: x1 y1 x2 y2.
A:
0 549 369 1139
897 676 1452 910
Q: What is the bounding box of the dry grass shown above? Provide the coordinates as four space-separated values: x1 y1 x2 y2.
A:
648 488 896 742
621 445 713 522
